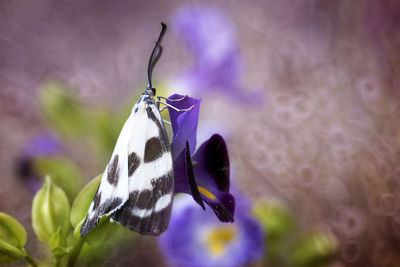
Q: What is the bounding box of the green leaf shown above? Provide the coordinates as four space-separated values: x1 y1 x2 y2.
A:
32 176 71 243
0 212 27 247
70 174 102 228
34 157 82 201
0 213 27 264
39 80 88 137
72 219 85 238
78 225 133 263
84 217 118 246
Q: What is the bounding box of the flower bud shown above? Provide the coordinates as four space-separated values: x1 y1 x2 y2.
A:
0 212 27 264
48 228 71 257
32 176 71 243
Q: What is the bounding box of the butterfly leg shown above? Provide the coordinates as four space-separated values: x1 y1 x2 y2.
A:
157 100 196 112
157 95 187 102
159 104 193 113
156 105 172 124
159 106 168 113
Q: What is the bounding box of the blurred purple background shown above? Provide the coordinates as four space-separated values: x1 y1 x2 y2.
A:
1 0 400 266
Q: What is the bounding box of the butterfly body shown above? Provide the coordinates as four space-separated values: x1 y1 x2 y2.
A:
81 23 174 236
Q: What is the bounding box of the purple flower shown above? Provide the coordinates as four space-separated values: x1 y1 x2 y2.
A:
168 94 234 222
159 194 264 267
15 133 62 193
170 5 263 103
22 133 62 157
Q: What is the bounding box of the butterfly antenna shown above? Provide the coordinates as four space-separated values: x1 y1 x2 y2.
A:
147 23 167 94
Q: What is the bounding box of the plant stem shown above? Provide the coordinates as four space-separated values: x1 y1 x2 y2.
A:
24 253 38 267
55 255 62 267
67 237 85 267
67 218 108 266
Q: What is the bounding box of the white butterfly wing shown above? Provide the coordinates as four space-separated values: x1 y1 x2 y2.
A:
80 114 132 236
111 103 174 235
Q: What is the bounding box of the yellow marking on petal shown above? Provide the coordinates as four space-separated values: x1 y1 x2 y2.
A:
204 225 237 257
198 186 216 200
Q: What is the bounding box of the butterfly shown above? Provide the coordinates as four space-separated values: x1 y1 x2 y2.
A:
80 23 193 236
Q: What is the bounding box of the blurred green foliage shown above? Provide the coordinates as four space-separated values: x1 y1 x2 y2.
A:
34 157 82 201
0 174 132 266
39 81 89 137
0 212 28 264
292 231 338 267
253 200 338 267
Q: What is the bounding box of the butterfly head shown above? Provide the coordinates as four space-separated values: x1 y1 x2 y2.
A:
136 90 155 107
146 87 156 98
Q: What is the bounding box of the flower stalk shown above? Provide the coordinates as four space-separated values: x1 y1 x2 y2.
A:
23 252 38 267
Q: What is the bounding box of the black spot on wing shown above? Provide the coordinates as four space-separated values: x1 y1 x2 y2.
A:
122 191 139 210
134 190 153 209
80 216 96 237
111 171 174 235
144 137 163 162
107 155 119 185
115 170 173 214
112 202 172 235
116 191 151 212
102 198 123 214
80 197 123 237
151 171 173 198
128 152 140 176
93 192 102 210
146 106 171 152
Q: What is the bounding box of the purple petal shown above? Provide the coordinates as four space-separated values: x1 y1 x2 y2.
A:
15 133 62 194
203 192 235 223
192 134 230 192
192 134 233 222
167 94 201 159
